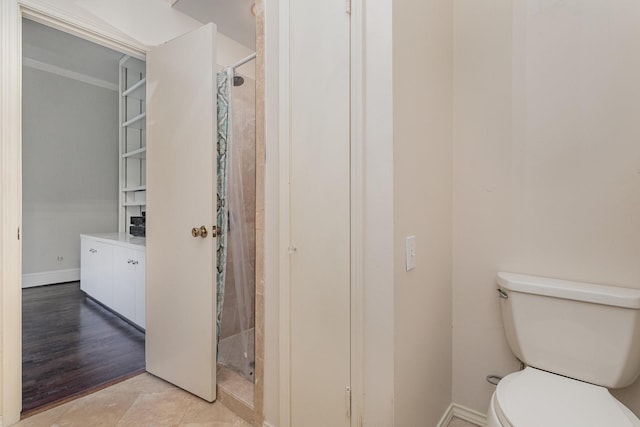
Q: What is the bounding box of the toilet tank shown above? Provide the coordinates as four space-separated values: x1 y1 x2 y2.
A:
497 272 640 388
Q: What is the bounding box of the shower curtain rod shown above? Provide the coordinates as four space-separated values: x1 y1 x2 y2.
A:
226 52 257 71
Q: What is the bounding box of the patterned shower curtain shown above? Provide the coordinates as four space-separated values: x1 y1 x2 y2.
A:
215 69 232 348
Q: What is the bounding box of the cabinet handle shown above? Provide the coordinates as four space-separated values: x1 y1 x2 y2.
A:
131 260 139 265
89 248 97 253
127 259 133 264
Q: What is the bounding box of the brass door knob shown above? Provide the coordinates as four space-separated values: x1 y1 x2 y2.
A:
191 225 208 238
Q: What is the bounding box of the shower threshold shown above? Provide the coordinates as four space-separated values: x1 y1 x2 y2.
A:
217 328 255 408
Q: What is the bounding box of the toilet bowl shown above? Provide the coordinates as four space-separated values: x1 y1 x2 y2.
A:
486 367 640 427
489 272 640 427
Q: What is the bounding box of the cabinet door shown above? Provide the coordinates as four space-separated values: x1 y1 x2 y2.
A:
80 238 113 306
289 1 351 425
112 247 137 323
133 250 146 329
80 237 98 297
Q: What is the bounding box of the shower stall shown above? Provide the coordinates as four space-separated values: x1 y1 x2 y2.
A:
216 54 256 383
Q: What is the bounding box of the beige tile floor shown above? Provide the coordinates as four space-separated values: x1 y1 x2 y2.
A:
15 373 250 427
447 417 481 427
17 373 479 427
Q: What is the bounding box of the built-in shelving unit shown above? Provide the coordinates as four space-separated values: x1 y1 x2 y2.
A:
119 56 146 235
84 57 148 329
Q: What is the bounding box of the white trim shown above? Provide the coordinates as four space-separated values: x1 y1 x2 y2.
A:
263 422 276 427
452 403 488 427
22 57 118 91
277 0 291 425
1 0 24 423
437 403 455 427
22 268 80 288
349 0 364 426
20 1 146 59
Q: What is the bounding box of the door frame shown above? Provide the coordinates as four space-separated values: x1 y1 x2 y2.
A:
0 2 146 423
1 2 266 425
276 0 365 425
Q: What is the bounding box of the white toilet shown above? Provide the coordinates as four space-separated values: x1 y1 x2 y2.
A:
487 272 640 427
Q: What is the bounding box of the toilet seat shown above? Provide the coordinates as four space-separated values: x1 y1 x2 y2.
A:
493 367 640 427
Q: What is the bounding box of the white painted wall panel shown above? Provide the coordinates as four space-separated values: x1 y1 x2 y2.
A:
288 1 351 425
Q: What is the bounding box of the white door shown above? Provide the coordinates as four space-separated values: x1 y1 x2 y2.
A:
289 1 351 426
145 23 218 402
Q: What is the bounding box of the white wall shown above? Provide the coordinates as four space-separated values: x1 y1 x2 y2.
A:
392 0 453 425
216 32 255 79
453 0 640 416
22 66 119 286
362 0 395 424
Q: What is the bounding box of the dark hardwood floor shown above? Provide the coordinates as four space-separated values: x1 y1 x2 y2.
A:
22 282 145 415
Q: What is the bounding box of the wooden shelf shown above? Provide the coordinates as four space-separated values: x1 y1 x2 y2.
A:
122 147 146 159
122 185 146 192
123 78 146 100
122 113 146 129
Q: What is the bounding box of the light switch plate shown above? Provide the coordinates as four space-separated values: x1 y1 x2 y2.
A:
406 235 416 271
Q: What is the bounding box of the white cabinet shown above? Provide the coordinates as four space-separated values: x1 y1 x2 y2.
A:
80 233 145 329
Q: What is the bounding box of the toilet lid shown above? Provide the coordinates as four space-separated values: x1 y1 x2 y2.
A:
495 367 640 427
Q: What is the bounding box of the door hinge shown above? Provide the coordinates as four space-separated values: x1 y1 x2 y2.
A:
346 386 352 418
17 227 20 240
345 0 351 14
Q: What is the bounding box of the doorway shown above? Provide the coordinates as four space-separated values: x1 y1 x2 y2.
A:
20 18 146 415
1 3 266 425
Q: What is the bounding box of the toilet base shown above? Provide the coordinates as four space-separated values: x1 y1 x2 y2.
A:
486 393 503 427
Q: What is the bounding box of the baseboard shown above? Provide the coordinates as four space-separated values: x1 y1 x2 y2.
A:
452 403 488 426
436 403 455 427
22 268 80 288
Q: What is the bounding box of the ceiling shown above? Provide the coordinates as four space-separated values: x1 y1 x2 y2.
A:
22 18 123 85
21 1 255 84
172 0 256 50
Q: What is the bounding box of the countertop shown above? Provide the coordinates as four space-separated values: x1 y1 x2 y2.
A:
81 232 146 250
